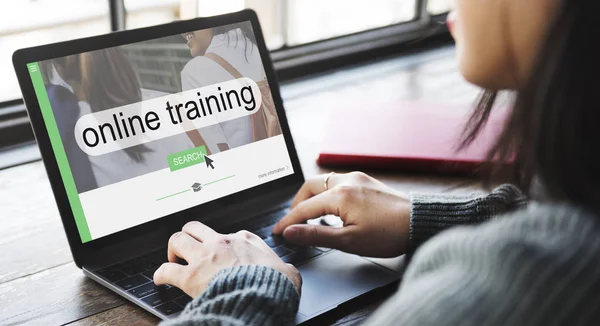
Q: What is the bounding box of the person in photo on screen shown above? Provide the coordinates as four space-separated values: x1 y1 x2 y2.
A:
49 48 193 191
179 22 272 155
154 1 600 325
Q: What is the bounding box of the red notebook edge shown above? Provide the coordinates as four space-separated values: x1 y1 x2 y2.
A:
317 153 487 175
316 101 510 176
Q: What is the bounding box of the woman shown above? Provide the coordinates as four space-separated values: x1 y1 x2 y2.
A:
180 22 263 154
155 1 600 325
51 49 193 191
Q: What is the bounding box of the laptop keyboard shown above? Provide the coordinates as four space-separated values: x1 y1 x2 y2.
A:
261 233 328 264
97 249 191 316
96 208 331 316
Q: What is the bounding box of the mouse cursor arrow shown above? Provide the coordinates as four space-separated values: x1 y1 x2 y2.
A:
204 155 215 169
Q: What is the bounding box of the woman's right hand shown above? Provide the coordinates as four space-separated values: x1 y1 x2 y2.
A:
272 172 411 258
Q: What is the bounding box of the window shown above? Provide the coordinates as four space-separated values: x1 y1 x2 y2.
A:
125 0 180 30
0 0 110 103
179 0 286 49
1 0 452 154
180 0 422 49
285 0 417 46
428 0 454 15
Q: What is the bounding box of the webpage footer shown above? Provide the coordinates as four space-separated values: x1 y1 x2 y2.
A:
79 135 293 240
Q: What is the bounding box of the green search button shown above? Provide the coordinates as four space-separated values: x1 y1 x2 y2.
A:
167 145 207 171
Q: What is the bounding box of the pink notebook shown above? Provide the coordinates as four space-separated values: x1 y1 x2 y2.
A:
317 101 509 174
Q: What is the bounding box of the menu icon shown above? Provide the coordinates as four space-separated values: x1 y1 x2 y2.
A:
28 64 38 73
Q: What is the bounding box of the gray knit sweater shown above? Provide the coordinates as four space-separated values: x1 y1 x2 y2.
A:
164 185 600 325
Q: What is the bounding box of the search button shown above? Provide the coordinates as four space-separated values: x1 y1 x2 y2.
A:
167 145 207 171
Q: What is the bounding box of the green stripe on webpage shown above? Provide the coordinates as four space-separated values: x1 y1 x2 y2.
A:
28 62 93 243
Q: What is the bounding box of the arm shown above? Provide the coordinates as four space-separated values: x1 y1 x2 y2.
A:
274 173 527 259
153 223 301 326
162 265 299 326
365 203 600 326
409 184 527 253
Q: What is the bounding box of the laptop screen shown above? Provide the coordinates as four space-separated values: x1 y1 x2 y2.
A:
26 21 294 243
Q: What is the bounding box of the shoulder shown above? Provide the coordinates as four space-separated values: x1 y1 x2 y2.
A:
181 56 224 76
411 203 600 273
394 203 600 325
181 56 231 88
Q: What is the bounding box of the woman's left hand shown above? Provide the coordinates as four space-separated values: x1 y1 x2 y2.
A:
153 221 302 298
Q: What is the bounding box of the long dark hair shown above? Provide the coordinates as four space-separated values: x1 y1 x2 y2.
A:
53 48 151 162
460 1 600 212
212 22 257 61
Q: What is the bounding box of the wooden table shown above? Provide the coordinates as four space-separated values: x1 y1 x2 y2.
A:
0 46 482 325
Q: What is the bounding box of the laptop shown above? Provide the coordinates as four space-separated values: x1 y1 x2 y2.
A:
12 10 401 324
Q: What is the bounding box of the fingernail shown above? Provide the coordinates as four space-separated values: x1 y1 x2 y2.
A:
284 226 298 238
274 224 285 234
153 265 162 282
170 231 181 242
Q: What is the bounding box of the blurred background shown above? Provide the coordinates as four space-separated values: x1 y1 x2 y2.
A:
1 0 455 160
1 0 453 103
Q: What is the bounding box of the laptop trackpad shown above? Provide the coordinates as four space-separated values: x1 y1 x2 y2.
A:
297 250 399 318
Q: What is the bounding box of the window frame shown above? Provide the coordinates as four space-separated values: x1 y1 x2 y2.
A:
0 0 451 160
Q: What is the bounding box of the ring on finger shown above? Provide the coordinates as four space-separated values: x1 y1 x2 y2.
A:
324 172 335 191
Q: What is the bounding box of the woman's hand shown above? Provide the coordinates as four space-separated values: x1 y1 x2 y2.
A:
273 172 410 258
154 221 302 298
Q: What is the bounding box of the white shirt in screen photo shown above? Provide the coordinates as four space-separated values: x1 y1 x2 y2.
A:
180 28 263 154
